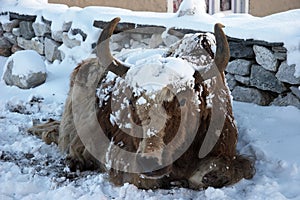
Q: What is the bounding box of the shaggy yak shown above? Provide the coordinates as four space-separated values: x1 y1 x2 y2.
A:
29 17 254 189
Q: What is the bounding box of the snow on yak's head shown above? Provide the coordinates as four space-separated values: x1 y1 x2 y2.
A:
94 17 232 173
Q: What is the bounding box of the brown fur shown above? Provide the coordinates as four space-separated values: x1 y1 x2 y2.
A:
28 18 254 190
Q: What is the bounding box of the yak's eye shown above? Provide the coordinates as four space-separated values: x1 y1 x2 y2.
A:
180 98 186 107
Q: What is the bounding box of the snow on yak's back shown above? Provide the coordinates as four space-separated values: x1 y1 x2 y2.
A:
29 17 254 189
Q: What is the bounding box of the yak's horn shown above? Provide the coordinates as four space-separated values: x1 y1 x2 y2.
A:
96 17 128 77
214 23 230 73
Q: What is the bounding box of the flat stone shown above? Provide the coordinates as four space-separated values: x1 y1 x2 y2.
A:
245 39 284 47
62 32 81 48
0 37 12 56
3 32 17 44
272 46 287 53
17 37 44 55
225 73 238 91
44 37 62 62
19 21 35 40
9 12 36 21
2 20 19 32
276 61 300 84
226 59 252 76
234 75 250 85
32 22 51 37
229 42 254 59
130 33 143 41
274 52 287 60
290 86 300 99
250 64 287 93
271 93 300 109
231 86 273 106
253 45 278 71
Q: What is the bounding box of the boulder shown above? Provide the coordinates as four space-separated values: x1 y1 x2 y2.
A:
253 45 278 71
225 73 238 91
234 75 250 85
3 32 17 44
231 86 272 106
276 61 300 85
0 37 12 56
12 28 21 37
271 93 300 109
250 64 287 93
32 22 51 37
17 37 44 55
229 42 254 59
2 20 19 32
2 50 47 89
290 86 300 99
149 33 164 48
226 59 252 76
19 21 35 40
62 32 81 48
44 38 62 62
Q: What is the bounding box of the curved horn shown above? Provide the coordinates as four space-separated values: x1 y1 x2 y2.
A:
214 23 230 73
96 17 128 77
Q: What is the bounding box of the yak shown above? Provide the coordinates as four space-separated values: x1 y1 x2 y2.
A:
28 17 254 190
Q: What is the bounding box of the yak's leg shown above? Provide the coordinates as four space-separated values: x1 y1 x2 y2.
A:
27 119 60 144
188 156 254 189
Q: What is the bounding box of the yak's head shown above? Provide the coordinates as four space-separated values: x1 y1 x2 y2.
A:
91 17 233 178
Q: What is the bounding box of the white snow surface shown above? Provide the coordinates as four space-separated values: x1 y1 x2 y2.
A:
1 1 300 199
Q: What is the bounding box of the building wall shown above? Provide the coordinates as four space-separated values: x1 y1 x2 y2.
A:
48 0 168 12
249 0 300 16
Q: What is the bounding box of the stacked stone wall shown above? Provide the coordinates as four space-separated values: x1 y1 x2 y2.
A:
0 12 299 108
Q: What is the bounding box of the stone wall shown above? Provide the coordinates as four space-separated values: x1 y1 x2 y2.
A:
0 12 299 108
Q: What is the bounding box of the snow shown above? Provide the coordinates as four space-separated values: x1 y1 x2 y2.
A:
1 1 300 199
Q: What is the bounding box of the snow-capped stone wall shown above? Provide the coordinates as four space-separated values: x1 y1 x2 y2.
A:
0 11 299 108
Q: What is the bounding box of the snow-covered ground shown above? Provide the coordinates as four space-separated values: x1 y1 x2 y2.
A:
1 1 300 199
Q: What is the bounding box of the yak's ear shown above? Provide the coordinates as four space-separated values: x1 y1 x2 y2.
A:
214 23 230 73
96 17 128 77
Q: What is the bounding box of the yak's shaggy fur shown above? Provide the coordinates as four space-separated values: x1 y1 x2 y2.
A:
28 17 254 190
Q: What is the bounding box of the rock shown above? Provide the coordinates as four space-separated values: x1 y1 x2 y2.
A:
2 50 47 89
0 37 12 56
11 44 23 54
130 39 147 49
253 45 279 71
162 32 180 47
231 86 272 106
149 33 163 48
71 28 87 41
62 21 72 32
2 20 19 32
110 42 122 52
111 32 129 43
3 32 17 44
234 75 250 85
12 28 21 37
272 46 287 53
9 12 36 21
276 61 300 84
250 64 287 93
130 33 143 41
274 52 287 60
17 37 44 55
32 22 51 37
229 42 254 59
226 59 252 76
225 73 237 91
44 38 62 62
62 32 81 48
19 21 35 40
271 93 300 109
290 86 300 99
51 31 64 42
